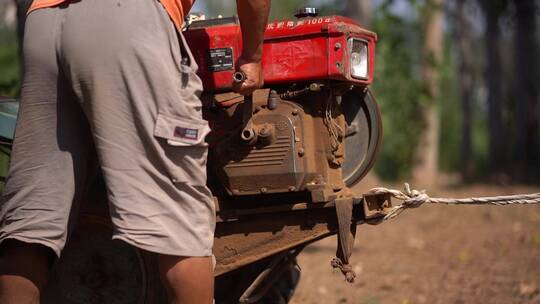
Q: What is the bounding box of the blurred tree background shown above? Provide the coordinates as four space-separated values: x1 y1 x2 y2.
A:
0 0 538 183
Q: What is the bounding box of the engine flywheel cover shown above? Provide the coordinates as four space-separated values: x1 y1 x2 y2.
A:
341 88 383 187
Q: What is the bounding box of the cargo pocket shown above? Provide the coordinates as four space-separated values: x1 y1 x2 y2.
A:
154 113 210 147
154 113 210 185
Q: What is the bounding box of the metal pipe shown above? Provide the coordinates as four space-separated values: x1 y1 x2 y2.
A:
233 71 247 83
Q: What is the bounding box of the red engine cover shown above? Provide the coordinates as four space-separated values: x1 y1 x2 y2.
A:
184 15 377 92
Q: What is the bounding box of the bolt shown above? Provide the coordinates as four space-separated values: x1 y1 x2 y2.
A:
260 187 267 194
268 90 279 110
292 109 299 116
309 83 322 91
334 42 341 50
298 148 305 157
288 186 296 192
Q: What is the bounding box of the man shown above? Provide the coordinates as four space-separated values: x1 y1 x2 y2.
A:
0 0 270 303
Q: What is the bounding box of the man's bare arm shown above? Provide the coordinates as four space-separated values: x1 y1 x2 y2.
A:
237 0 270 62
233 0 270 96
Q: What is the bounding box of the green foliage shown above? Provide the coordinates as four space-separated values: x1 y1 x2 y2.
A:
0 146 10 192
0 28 20 97
371 1 425 180
0 27 19 188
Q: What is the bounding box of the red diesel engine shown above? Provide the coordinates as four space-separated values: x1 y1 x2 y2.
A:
184 9 382 202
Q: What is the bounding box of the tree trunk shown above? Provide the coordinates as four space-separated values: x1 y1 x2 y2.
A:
412 0 443 185
513 0 539 178
343 0 372 27
455 0 475 180
481 0 507 175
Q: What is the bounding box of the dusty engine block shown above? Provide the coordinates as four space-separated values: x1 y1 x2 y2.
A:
206 89 347 201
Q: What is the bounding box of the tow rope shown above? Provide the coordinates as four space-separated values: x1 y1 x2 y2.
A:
365 183 540 225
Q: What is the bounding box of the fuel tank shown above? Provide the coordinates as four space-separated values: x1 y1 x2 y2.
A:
184 15 377 92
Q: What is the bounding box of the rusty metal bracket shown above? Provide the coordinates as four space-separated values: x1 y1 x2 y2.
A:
332 197 357 282
362 192 392 221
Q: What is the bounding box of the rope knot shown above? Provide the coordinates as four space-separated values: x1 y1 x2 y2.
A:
331 257 356 283
402 183 429 208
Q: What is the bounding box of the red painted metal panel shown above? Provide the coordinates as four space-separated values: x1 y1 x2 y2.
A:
262 36 329 84
184 15 377 92
185 24 242 92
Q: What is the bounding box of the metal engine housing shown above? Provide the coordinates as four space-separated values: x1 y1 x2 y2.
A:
207 90 347 199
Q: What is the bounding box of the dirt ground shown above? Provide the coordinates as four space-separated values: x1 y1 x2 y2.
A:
290 175 540 304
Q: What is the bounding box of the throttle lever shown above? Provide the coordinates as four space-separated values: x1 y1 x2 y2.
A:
233 72 257 144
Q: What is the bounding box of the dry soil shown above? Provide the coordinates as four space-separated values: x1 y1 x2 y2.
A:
290 176 540 304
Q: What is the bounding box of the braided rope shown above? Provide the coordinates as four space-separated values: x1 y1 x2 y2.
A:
366 183 540 224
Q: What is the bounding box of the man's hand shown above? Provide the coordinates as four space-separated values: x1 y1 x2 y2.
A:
232 58 263 96
232 0 270 96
